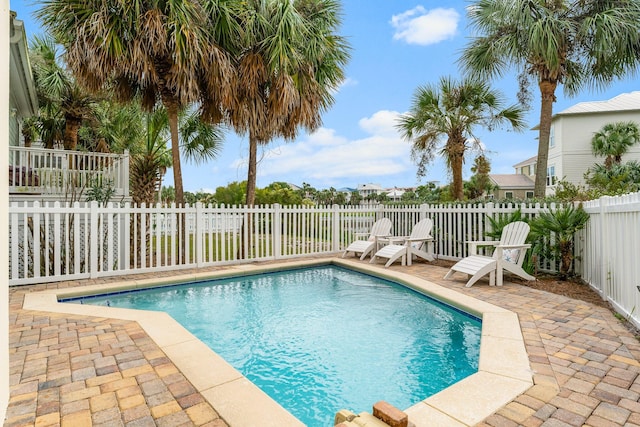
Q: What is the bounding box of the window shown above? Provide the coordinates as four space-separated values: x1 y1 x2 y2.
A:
547 165 557 186
526 191 534 199
505 191 513 199
549 125 555 148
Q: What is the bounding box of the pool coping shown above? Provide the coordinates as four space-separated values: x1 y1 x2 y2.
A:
21 257 533 427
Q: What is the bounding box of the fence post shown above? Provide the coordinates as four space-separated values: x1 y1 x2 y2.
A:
332 204 340 253
90 201 99 279
122 150 130 197
273 204 282 259
122 202 130 271
599 196 610 302
195 202 203 267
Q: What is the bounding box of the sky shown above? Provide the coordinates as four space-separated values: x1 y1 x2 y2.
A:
12 0 640 193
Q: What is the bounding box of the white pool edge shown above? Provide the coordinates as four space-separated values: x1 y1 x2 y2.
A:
22 257 533 427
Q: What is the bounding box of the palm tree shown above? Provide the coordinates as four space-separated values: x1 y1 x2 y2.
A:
36 0 237 206
129 107 224 206
460 0 640 197
227 0 350 206
397 76 525 200
529 205 590 279
29 35 96 150
591 121 640 169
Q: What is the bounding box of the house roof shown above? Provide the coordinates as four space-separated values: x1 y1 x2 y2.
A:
357 183 383 191
512 155 537 168
489 174 535 189
10 11 38 117
558 91 640 116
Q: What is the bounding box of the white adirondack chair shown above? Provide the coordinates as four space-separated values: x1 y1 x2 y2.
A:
444 221 535 287
370 218 434 267
342 217 392 260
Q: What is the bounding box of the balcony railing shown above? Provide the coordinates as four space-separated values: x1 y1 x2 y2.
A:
9 146 129 198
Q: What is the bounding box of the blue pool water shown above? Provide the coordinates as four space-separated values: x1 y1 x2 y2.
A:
66 265 481 426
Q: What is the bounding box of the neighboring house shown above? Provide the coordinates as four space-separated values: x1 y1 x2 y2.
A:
513 155 537 179
526 91 640 195
385 187 405 201
357 183 383 199
488 174 535 200
8 11 130 204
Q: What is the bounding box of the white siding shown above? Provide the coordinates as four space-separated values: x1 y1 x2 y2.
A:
551 109 640 186
1 3 10 422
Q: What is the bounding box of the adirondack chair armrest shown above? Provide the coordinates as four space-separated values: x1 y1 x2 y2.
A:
406 236 433 243
466 240 498 255
354 232 370 240
497 244 531 249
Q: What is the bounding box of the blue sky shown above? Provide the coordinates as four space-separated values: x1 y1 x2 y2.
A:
13 0 639 193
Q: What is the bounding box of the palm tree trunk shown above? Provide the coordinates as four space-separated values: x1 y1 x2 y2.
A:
166 102 184 207
63 116 82 151
534 80 557 198
165 100 187 264
449 136 465 200
246 131 258 206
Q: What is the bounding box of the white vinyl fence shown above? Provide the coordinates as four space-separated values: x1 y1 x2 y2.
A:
577 192 640 328
9 200 560 286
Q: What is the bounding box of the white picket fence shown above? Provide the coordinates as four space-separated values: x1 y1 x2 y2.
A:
8 200 559 285
9 194 640 326
577 192 640 328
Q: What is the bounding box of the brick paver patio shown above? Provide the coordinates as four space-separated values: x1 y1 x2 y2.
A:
6 259 640 426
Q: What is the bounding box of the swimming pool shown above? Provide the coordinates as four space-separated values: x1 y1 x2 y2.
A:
63 265 481 426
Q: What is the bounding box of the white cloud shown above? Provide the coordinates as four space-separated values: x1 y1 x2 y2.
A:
359 110 403 137
229 111 414 185
391 7 459 46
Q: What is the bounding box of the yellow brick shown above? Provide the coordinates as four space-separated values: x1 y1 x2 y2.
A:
86 372 122 387
35 412 60 426
497 402 536 423
61 410 92 427
186 402 218 426
116 384 142 400
121 364 153 378
119 394 146 411
154 363 179 378
150 401 182 418
100 377 138 393
90 392 118 412
60 386 101 404
609 353 640 367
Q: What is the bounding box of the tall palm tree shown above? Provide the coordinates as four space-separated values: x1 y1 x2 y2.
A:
460 0 640 197
591 121 640 169
36 0 237 206
227 0 350 206
397 76 525 200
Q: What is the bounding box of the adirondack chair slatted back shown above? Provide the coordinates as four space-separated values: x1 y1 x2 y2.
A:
408 218 433 249
368 218 392 241
494 221 530 266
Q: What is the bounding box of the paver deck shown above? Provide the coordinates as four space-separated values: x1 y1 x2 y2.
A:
6 258 640 426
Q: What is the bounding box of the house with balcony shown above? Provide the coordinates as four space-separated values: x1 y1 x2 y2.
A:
520 91 640 195
357 183 384 199
9 11 130 205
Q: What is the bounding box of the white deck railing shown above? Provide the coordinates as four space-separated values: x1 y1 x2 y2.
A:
9 146 129 197
11 197 640 327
